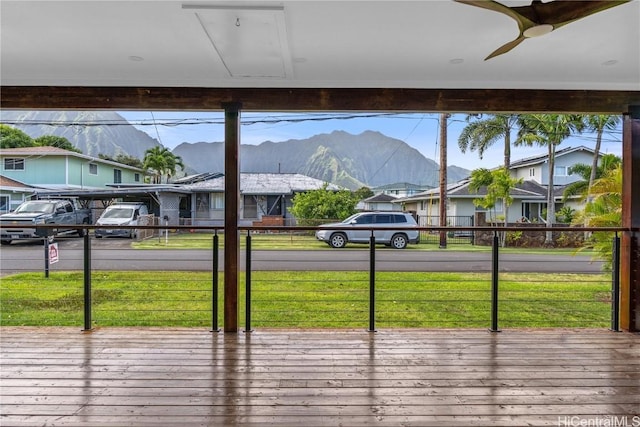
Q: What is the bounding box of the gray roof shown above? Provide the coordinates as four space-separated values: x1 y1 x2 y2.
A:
185 173 342 195
364 193 398 203
509 145 596 169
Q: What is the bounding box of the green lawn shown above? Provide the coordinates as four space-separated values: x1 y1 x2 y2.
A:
0 271 611 329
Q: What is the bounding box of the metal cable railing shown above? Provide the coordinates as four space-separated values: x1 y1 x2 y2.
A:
0 224 625 331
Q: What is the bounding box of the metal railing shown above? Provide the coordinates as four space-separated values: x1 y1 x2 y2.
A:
0 223 626 331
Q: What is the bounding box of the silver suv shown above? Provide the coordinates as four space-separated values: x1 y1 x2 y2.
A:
315 212 420 249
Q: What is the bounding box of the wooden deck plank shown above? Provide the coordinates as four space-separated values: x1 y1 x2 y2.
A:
1 328 638 426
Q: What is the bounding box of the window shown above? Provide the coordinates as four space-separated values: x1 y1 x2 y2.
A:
393 214 408 223
113 169 122 184
89 163 98 175
211 193 224 209
529 168 535 177
4 158 25 171
554 166 567 176
0 196 9 213
134 173 140 182
243 196 257 218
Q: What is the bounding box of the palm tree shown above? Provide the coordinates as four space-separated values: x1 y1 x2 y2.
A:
584 115 621 193
143 146 184 184
578 164 622 270
457 114 520 170
515 114 585 245
562 154 621 202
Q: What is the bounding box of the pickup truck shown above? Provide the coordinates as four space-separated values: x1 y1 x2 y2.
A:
0 199 92 245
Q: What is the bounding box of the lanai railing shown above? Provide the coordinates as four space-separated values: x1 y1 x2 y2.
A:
0 224 624 332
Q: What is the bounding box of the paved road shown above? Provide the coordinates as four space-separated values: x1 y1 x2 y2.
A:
0 236 604 275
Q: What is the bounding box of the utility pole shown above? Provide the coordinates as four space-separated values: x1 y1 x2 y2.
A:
439 113 448 249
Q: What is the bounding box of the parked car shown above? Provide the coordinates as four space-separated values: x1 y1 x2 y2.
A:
0 199 92 245
315 212 420 249
94 202 149 239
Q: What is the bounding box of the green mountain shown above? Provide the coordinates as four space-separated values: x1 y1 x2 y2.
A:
0 110 161 159
173 130 470 189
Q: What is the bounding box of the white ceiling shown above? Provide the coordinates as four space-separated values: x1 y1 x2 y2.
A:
1 1 639 91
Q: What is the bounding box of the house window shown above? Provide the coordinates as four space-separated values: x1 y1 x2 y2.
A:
529 168 535 177
0 196 9 213
243 196 257 218
134 173 140 182
4 158 25 171
89 163 98 175
554 166 567 176
211 193 224 209
113 169 122 184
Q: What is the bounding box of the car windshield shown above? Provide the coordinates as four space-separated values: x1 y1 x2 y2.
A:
101 208 133 219
341 213 361 224
14 202 54 214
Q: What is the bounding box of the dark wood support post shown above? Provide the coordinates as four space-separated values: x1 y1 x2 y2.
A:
223 102 242 332
621 110 640 332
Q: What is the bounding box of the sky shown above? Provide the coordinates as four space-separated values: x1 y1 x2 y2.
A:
118 111 624 171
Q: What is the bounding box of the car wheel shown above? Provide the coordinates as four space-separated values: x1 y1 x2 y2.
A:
329 233 347 248
47 235 55 244
390 233 408 249
95 235 103 239
77 228 87 237
0 240 11 246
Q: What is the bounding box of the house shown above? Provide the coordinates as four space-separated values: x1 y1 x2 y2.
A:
0 146 145 190
399 179 547 225
398 146 602 225
509 145 601 186
0 175 38 213
360 193 402 212
183 173 342 226
372 182 433 198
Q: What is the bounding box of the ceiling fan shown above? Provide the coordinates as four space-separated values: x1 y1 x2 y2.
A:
454 0 630 60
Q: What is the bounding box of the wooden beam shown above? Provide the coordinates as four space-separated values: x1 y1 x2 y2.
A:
1 86 639 113
621 112 640 332
223 102 241 333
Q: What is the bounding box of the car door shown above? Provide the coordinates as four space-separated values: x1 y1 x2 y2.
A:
347 213 373 243
373 213 393 242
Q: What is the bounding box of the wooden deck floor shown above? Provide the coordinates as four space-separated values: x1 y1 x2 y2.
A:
1 328 639 426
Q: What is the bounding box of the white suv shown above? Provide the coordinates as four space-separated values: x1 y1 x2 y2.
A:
315 212 420 249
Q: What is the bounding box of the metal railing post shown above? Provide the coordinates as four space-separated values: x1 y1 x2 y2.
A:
369 231 376 332
490 232 500 332
212 232 220 332
611 232 621 332
83 232 92 331
245 231 252 332
43 237 50 278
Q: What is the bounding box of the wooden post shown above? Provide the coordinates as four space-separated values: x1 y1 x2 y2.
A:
439 113 448 249
621 111 640 332
223 102 241 333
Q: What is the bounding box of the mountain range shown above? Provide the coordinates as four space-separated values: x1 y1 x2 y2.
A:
1 110 469 189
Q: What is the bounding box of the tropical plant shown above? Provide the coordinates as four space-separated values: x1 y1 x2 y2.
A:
468 168 522 247
556 206 576 224
584 115 621 193
142 146 184 184
290 184 359 225
458 114 520 170
574 165 622 270
562 154 621 202
515 114 585 245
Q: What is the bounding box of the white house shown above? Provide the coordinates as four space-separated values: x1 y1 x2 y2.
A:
509 145 601 186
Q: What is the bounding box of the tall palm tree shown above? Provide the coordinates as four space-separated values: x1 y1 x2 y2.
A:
457 114 520 170
515 114 585 245
143 146 184 184
584 115 621 193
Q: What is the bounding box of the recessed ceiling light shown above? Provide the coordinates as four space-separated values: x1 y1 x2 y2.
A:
128 56 144 62
449 58 464 65
602 60 618 66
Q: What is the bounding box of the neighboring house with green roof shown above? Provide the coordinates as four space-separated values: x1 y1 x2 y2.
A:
0 146 145 190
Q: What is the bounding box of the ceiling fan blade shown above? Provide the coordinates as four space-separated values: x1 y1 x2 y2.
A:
512 1 630 27
484 36 526 61
454 0 536 30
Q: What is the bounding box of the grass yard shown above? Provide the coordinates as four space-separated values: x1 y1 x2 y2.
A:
0 271 611 329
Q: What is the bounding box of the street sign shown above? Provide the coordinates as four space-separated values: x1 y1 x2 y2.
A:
48 242 59 264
